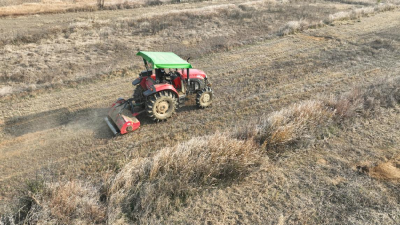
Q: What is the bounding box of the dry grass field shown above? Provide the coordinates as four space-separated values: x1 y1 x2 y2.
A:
0 0 400 224
0 0 162 17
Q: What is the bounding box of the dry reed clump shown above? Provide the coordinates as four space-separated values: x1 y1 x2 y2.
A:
9 180 106 224
107 132 260 224
134 4 237 35
362 76 400 109
279 20 310 36
256 100 334 147
0 0 43 7
325 89 364 121
0 86 12 97
375 3 398 12
0 0 145 17
243 77 400 149
369 155 400 182
238 0 276 9
145 0 163 6
326 4 398 23
278 3 400 35
46 181 106 224
326 76 400 119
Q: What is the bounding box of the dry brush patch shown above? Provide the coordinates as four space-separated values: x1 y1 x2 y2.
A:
0 0 164 17
327 0 400 5
105 78 399 223
257 100 334 147
325 76 400 121
369 155 400 182
236 76 400 153
279 2 399 36
107 132 261 224
2 76 399 224
325 3 398 23
0 0 350 97
1 180 106 225
158 79 400 224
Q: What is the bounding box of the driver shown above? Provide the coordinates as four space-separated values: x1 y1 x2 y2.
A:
155 69 168 84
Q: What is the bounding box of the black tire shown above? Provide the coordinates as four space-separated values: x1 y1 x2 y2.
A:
146 91 177 121
133 86 145 104
196 87 213 108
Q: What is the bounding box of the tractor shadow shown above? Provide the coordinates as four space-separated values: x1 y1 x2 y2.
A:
2 107 115 139
2 97 206 140
176 104 198 113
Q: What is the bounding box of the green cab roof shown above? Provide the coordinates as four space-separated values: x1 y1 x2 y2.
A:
137 51 192 69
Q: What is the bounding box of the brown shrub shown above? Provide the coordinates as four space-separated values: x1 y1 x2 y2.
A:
47 181 106 224
107 132 261 224
11 180 106 224
363 76 400 109
326 76 400 119
279 20 310 36
369 155 400 182
370 162 400 181
105 79 399 223
325 88 364 121
241 76 400 150
325 4 398 24
255 100 334 148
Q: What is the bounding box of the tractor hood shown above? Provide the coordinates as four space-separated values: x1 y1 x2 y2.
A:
137 51 193 69
181 69 207 79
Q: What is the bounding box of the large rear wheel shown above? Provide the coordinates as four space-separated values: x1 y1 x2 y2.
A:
196 87 213 108
133 86 145 104
146 91 177 121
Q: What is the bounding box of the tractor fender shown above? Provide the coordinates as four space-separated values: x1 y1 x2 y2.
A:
143 84 179 97
132 78 142 85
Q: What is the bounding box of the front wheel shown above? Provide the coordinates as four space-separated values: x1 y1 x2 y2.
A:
196 87 213 108
146 91 177 122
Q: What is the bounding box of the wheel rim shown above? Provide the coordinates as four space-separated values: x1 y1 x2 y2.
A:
156 100 169 115
201 93 211 103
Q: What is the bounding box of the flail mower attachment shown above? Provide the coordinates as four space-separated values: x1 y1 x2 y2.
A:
105 98 142 136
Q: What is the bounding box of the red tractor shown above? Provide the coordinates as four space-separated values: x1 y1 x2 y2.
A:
105 51 213 135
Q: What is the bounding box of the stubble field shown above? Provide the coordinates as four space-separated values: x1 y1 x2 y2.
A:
0 0 399 224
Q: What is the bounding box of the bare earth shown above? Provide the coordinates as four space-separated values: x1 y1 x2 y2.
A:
0 6 399 218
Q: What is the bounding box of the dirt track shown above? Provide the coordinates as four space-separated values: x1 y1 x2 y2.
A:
1 9 400 202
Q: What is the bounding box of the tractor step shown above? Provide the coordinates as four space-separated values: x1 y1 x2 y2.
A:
178 94 187 107
178 94 186 102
